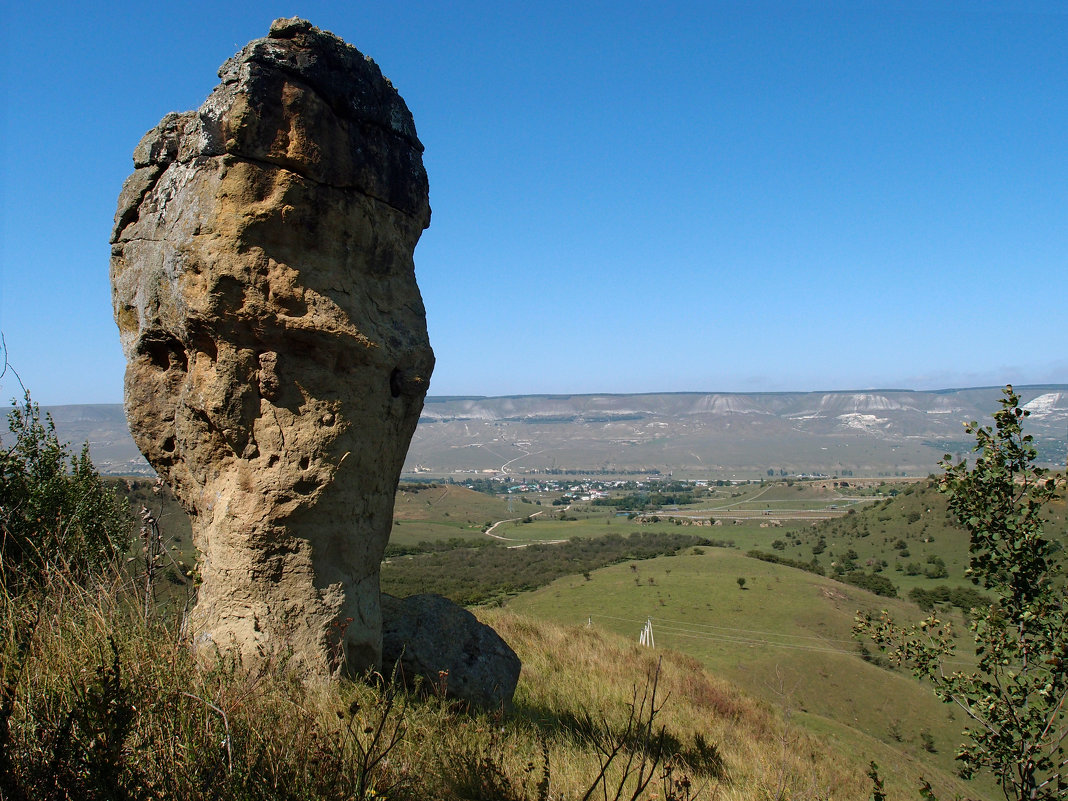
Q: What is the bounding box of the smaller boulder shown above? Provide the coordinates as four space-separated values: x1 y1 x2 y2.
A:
381 594 521 709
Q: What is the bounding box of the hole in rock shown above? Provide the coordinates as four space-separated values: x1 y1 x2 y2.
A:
189 328 218 362
389 368 403 398
294 478 317 495
140 335 188 372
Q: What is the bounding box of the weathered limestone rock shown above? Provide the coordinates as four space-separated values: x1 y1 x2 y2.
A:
110 18 434 675
381 594 521 709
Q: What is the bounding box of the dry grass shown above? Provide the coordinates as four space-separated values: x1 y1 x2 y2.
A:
3 570 931 800
487 610 876 801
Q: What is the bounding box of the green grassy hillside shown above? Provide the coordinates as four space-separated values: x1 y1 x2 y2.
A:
1 570 957 801
390 482 517 546
100 472 1065 800
505 547 995 800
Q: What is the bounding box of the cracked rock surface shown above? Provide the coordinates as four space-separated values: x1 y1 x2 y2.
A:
110 18 433 674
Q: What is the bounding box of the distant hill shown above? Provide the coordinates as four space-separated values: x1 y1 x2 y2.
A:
409 386 1068 478
28 404 155 476
23 386 1068 477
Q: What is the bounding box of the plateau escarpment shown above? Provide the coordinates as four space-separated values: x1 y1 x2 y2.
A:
40 387 1068 478
110 18 434 674
408 387 1068 475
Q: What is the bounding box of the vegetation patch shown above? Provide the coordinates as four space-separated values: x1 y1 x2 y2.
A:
857 387 1067 800
383 536 496 558
0 395 131 592
745 549 825 576
905 585 990 613
839 570 898 598
382 532 719 605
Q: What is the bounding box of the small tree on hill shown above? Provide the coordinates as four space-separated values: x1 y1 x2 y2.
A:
856 386 1066 800
0 393 131 592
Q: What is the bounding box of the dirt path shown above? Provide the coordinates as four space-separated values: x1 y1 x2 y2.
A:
483 509 568 546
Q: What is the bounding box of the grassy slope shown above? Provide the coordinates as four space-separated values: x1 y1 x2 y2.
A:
2 573 941 801
103 475 1065 799
391 483 517 546
505 548 997 800
490 610 878 800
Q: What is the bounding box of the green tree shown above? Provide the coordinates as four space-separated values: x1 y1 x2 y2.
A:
856 386 1066 800
0 393 131 592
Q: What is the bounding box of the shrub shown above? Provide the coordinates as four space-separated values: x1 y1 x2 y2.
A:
923 555 948 579
858 386 1067 800
840 571 898 598
907 585 991 613
0 393 131 592
746 550 825 577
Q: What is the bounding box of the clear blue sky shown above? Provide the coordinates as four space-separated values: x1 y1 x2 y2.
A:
2 1 1065 405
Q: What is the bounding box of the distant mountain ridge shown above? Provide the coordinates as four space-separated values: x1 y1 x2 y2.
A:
420 388 1021 420
25 386 1068 477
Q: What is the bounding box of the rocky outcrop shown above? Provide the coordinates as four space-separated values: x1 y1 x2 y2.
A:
381 594 521 709
110 18 434 675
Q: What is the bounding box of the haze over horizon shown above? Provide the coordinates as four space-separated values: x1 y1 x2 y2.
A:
2 1 1066 406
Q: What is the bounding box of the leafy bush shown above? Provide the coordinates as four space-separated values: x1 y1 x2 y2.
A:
923 555 948 579
907 585 990 613
0 394 131 592
858 386 1067 800
840 571 898 598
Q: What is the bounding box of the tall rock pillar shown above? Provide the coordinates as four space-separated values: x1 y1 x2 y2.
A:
110 18 434 674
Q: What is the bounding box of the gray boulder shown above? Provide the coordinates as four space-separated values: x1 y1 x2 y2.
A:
380 594 521 709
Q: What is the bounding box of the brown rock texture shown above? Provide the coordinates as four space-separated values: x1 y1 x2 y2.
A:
110 18 434 674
